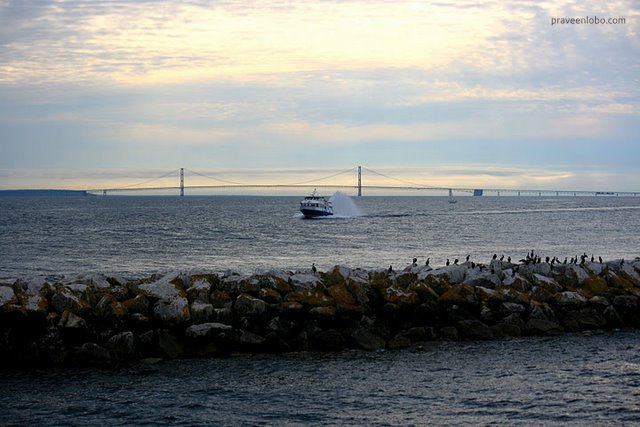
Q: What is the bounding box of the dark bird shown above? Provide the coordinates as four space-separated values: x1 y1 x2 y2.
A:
466 254 470 262
412 258 417 266
425 258 430 266
621 259 625 266
388 265 393 273
569 257 574 264
563 257 568 264
500 255 504 261
507 256 511 263
599 256 603 264
591 255 594 263
454 259 459 265
545 256 550 263
492 254 497 260
471 262 476 269
446 259 450 266
312 263 317 274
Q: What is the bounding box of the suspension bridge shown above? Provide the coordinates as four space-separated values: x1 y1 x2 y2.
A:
85 167 639 197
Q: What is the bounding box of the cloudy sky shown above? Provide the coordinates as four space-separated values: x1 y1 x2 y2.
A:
0 0 638 192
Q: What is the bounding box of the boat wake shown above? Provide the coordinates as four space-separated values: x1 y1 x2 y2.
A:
329 192 362 218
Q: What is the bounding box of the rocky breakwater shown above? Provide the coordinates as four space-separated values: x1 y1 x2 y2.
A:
1 258 639 368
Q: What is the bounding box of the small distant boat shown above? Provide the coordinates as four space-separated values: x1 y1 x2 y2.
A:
448 189 457 204
300 189 333 218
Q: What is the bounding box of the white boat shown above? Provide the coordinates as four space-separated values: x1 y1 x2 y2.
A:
448 189 457 204
300 189 333 218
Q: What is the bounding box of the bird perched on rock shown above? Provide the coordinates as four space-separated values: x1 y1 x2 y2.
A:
466 255 470 262
563 257 568 264
446 259 450 266
312 263 317 274
492 254 497 260
388 265 393 273
599 256 603 264
591 255 594 263
454 259 459 265
412 258 417 266
507 256 511 263
425 258 430 266
500 254 504 261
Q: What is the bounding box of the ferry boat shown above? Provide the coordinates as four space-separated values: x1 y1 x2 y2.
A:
300 189 333 218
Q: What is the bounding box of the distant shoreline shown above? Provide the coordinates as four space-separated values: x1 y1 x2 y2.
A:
0 189 94 197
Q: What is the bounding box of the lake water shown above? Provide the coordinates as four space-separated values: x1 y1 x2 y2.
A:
1 331 639 425
1 194 638 280
1 194 639 424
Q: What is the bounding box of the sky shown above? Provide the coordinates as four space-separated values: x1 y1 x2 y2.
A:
0 0 638 193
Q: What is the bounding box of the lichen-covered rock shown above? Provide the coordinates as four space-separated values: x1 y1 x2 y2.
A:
51 286 84 314
285 291 333 308
438 284 477 306
186 279 212 303
139 275 190 325
58 311 87 330
234 293 267 317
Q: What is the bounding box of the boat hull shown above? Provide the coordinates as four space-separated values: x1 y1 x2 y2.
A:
300 208 333 218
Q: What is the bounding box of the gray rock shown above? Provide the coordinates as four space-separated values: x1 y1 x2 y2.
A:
456 320 493 340
500 302 526 314
185 322 233 340
0 285 15 307
311 329 345 351
51 287 82 313
234 294 267 317
439 326 458 340
58 312 87 330
527 318 563 336
76 342 111 365
350 328 386 351
491 323 521 337
190 302 214 324
157 329 185 359
107 331 138 360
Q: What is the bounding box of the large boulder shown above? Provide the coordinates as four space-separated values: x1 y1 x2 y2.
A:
107 331 138 361
234 293 267 317
349 328 386 350
51 286 84 314
290 274 324 291
456 319 493 340
138 274 190 325
426 265 467 285
526 318 563 336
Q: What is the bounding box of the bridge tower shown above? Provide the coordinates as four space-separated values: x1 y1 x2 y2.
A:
180 168 184 196
357 166 362 197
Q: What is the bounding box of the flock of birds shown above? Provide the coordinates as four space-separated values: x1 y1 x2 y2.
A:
310 251 625 276
384 250 625 275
